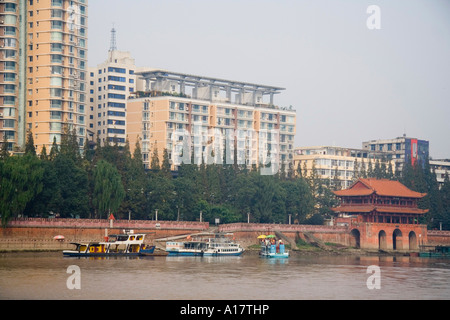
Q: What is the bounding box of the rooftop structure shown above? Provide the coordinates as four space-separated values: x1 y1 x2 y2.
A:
135 69 286 108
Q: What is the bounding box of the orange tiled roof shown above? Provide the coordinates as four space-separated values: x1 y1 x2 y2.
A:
333 178 426 198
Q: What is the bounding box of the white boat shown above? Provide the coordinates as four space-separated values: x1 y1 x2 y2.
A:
63 232 155 257
205 237 245 256
166 235 244 256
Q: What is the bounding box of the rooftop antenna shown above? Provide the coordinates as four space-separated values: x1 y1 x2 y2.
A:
109 23 117 52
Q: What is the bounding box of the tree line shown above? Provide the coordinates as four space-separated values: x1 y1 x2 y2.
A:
1 129 449 230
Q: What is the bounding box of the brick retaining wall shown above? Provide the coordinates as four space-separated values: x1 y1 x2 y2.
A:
1 218 450 251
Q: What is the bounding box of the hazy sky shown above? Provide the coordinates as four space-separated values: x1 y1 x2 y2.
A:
87 0 450 159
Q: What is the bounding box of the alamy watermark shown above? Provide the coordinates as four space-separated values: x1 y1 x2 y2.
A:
366 265 381 290
67 5 82 31
366 5 381 30
170 123 280 175
66 265 81 290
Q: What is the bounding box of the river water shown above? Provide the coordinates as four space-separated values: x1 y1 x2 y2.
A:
0 251 449 301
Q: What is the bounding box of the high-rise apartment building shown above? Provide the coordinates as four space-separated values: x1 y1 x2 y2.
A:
87 48 139 146
1 0 88 153
127 70 296 171
1 0 27 151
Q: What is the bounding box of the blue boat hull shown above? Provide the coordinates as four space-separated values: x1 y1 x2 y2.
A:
260 253 289 259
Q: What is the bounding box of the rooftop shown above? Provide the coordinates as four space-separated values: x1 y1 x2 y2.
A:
135 69 287 107
333 178 427 199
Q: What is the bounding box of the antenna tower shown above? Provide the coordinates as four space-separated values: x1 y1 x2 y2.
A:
109 24 117 51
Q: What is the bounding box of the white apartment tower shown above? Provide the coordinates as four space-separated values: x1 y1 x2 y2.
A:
88 47 137 146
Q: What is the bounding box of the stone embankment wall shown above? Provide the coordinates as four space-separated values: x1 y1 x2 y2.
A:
218 223 352 247
0 218 208 251
1 218 450 252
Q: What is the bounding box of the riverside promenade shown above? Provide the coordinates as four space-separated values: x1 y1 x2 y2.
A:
1 218 450 252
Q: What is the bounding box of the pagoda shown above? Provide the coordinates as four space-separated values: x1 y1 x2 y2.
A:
332 178 428 251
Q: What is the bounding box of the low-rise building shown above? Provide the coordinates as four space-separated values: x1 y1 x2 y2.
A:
293 146 394 189
362 135 429 174
430 159 450 188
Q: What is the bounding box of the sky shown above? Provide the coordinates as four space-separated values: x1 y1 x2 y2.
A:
87 0 450 159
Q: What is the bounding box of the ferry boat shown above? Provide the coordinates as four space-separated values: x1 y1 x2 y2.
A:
63 232 155 257
258 235 289 258
165 236 244 256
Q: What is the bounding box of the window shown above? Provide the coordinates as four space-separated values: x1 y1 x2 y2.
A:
51 0 63 6
108 102 126 108
107 128 125 134
108 67 126 74
107 111 125 117
3 119 15 128
4 38 17 48
108 75 126 82
107 93 125 99
108 84 126 91
51 20 63 29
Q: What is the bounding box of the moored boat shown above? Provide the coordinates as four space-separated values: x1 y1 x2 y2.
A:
258 235 289 258
63 232 155 257
419 245 450 258
165 234 244 256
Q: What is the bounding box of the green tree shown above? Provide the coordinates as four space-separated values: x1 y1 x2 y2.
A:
0 134 10 159
93 159 125 219
282 178 314 224
150 147 160 171
25 130 36 156
0 155 44 226
440 172 450 230
52 153 89 218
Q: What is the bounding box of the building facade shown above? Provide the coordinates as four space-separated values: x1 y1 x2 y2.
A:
87 49 139 146
1 0 27 151
430 159 450 188
293 146 394 189
362 135 429 174
1 0 88 153
127 70 296 171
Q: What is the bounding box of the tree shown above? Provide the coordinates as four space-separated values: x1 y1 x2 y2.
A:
282 178 314 224
49 136 59 161
0 155 44 226
52 153 89 218
60 125 81 163
440 172 450 230
93 160 125 219
25 130 36 156
150 147 160 171
161 148 171 174
0 134 9 159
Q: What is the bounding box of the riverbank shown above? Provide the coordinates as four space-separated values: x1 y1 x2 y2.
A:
2 218 450 254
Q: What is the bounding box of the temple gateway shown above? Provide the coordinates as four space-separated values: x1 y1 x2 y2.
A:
332 178 428 251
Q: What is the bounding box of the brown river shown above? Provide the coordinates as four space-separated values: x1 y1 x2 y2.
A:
0 251 449 301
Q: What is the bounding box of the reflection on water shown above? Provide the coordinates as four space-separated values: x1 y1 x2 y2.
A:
0 252 449 300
